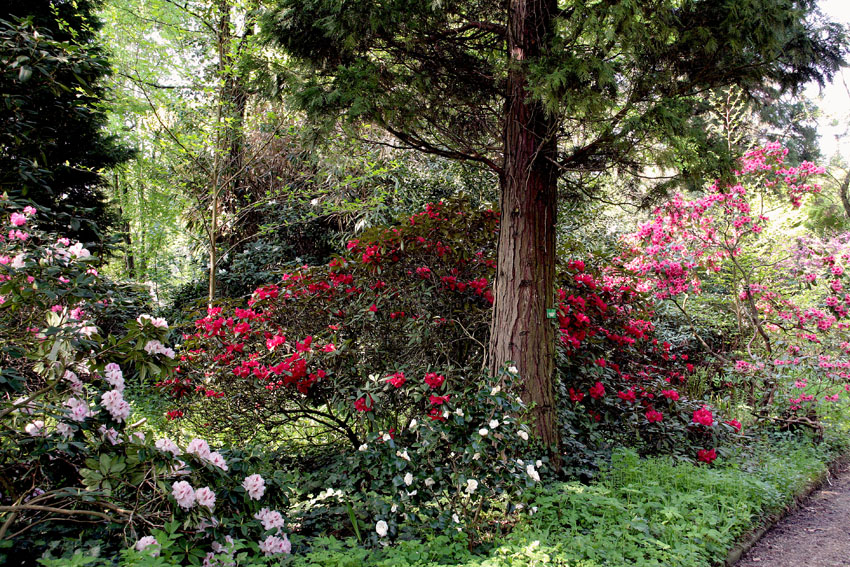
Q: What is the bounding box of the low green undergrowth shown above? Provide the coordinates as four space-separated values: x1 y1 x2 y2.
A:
40 434 844 567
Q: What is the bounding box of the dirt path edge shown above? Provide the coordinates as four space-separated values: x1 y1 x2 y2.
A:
724 454 850 567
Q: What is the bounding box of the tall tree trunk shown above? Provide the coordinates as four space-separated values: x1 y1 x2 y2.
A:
114 171 135 278
489 0 560 453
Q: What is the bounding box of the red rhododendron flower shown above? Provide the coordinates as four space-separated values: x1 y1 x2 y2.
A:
266 334 286 351
692 406 714 427
429 394 450 405
661 389 680 401
368 303 377 312
385 372 406 388
569 388 585 403
428 407 446 421
697 448 717 464
645 409 663 423
424 372 446 389
589 381 605 399
354 395 373 412
617 389 636 403
724 419 742 432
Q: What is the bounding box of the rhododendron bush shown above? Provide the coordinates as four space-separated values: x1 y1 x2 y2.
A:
169 199 734 466
622 144 850 428
0 199 294 563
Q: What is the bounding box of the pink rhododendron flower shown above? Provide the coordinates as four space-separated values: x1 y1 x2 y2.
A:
207 451 228 471
254 507 286 531
25 420 45 436
242 474 266 500
172 481 195 509
258 534 291 556
103 363 124 392
56 423 74 439
155 438 182 456
101 389 130 422
135 536 159 556
10 212 26 226
195 486 216 510
186 438 211 460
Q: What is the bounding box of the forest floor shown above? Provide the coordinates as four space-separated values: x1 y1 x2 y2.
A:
735 462 850 567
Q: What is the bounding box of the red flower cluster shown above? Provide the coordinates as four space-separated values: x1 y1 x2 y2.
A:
692 406 714 427
697 448 717 464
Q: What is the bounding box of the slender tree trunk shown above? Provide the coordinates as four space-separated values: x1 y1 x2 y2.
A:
208 0 230 305
114 171 136 278
489 0 560 453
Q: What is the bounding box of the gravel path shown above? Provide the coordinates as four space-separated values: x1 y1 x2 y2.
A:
735 463 850 567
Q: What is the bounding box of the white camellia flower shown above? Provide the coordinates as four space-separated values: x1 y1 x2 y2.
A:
455 408 464 417
452 513 460 523
489 419 499 429
424 477 435 487
526 464 541 482
408 418 418 430
397 449 411 461
382 433 392 442
478 428 488 437
404 472 413 486
518 430 529 441
359 443 368 452
472 452 480 460
507 366 518 374
465 478 478 494
490 385 501 396
375 520 388 537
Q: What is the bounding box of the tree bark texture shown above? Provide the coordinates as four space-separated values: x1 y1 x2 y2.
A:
489 0 560 452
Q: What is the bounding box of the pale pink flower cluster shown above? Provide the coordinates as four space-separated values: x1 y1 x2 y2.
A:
258 534 291 556
25 420 45 436
98 425 122 445
137 314 169 329
103 363 124 391
195 486 216 510
101 389 131 422
242 474 266 500
186 438 228 471
63 369 83 393
172 480 196 509
144 339 175 359
134 535 159 556
65 397 94 422
10 212 27 226
56 422 74 439
155 437 182 456
203 536 236 567
67 242 90 259
254 507 285 531
13 396 34 415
